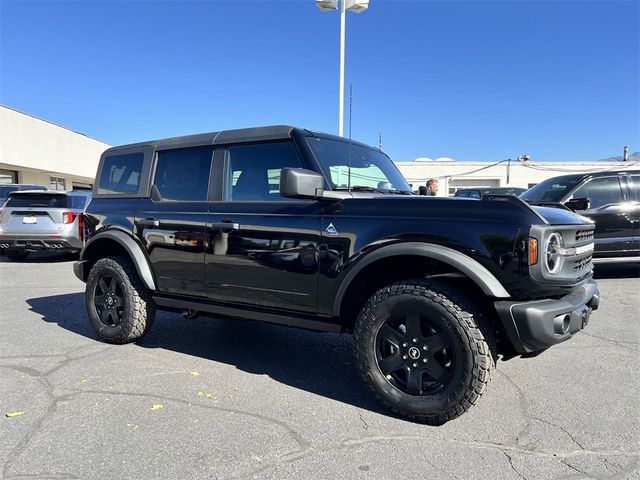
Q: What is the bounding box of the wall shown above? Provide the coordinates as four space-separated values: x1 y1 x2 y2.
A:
395 160 637 195
0 105 111 186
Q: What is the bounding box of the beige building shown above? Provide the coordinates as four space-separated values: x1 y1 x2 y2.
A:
0 105 110 190
395 158 635 196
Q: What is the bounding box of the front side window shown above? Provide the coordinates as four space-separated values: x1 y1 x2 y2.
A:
571 176 624 209
224 142 303 201
153 147 213 201
307 138 411 192
98 153 143 194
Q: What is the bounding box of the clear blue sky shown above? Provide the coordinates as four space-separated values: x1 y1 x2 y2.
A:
1 0 638 161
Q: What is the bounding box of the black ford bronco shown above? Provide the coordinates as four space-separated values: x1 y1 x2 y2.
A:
74 126 600 424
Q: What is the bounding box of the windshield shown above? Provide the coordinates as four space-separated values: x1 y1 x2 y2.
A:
520 175 582 203
306 138 412 193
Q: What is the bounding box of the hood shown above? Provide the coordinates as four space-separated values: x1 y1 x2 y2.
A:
531 206 592 226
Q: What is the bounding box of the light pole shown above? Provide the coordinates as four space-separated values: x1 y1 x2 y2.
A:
316 0 369 137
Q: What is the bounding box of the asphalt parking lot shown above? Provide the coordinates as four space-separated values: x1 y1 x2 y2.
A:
1 253 639 480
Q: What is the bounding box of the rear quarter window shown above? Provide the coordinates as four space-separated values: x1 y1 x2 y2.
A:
98 153 144 194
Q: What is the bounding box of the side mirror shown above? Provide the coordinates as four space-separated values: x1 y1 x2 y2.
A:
565 197 590 211
418 186 428 196
280 168 324 199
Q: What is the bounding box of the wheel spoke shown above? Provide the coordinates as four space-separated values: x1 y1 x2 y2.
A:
98 278 109 294
100 308 111 325
406 369 422 395
107 277 116 294
425 333 449 353
423 360 452 384
404 312 422 339
378 353 404 375
94 295 108 307
378 324 403 347
113 296 123 308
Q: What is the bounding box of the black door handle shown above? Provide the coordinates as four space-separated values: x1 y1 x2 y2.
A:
138 218 160 227
210 221 240 232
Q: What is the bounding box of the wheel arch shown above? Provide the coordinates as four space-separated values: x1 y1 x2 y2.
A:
81 230 157 291
334 243 511 327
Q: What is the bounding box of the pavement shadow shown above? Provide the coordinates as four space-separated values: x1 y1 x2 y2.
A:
26 292 386 416
593 263 640 279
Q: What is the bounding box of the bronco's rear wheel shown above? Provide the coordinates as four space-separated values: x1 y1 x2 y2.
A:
354 279 495 425
86 255 155 344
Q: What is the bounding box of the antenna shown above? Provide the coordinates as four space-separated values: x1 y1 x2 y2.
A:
347 83 353 192
378 131 383 151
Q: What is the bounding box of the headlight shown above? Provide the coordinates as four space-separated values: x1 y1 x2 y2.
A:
544 232 563 274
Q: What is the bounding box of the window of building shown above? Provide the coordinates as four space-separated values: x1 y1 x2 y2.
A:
224 142 303 201
98 153 144 194
50 177 66 190
153 147 213 201
572 176 623 209
0 169 18 184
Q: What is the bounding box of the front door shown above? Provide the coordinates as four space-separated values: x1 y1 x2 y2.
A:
570 176 636 257
205 141 322 313
135 146 214 296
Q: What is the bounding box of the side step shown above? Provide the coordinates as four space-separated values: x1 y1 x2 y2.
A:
152 295 342 333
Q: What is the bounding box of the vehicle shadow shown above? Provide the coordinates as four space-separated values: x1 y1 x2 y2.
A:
0 251 78 263
26 292 386 416
593 263 640 279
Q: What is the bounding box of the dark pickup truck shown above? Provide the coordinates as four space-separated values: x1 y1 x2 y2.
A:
74 126 599 424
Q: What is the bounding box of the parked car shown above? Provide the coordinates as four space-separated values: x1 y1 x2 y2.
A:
73 125 599 425
453 187 527 199
0 190 92 261
520 169 640 263
0 183 47 206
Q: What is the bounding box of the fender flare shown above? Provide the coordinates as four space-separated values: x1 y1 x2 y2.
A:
333 242 511 316
82 230 157 291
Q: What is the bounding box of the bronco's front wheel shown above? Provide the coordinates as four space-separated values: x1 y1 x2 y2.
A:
86 255 156 344
353 279 495 425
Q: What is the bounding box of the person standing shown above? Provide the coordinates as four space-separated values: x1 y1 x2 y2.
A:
426 179 439 196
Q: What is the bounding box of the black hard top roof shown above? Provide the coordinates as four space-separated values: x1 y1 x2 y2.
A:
104 125 374 154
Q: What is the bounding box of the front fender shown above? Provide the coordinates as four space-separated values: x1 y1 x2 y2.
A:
332 242 511 316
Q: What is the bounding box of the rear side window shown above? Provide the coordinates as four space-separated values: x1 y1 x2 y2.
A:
98 153 144 194
6 194 68 208
153 147 213 201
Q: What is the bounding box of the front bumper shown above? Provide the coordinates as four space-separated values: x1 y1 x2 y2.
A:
494 279 599 353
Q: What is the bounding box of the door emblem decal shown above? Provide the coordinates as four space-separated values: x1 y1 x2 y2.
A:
325 223 339 236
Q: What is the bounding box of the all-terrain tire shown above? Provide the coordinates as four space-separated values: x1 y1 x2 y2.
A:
353 279 496 425
86 255 156 344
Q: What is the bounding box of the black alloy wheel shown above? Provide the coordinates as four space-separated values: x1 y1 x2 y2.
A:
93 275 124 327
375 311 455 396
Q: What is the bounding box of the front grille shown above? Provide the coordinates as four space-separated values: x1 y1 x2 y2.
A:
575 229 594 242
574 254 593 271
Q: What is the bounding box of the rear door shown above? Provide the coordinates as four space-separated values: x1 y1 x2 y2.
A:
134 146 214 297
569 175 634 257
